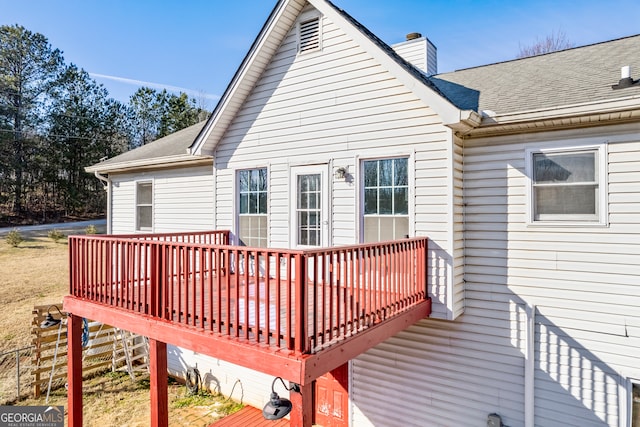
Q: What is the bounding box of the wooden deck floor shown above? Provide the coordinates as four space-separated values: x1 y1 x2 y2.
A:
209 406 289 427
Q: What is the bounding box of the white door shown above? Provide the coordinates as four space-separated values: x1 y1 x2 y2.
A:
290 165 329 248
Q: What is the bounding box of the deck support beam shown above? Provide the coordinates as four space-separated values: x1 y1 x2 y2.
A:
289 381 314 427
67 314 83 427
149 339 168 427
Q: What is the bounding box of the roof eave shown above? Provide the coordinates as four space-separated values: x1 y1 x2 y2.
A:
456 96 640 138
85 154 213 174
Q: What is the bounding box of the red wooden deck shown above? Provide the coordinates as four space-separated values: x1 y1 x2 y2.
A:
64 230 432 426
209 406 288 427
67 231 430 356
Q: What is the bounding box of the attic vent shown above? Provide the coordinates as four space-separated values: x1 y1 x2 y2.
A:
299 16 321 53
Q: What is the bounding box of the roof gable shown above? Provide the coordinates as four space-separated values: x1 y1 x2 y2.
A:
189 0 469 156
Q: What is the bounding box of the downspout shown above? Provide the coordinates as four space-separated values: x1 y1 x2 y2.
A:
94 171 112 235
525 304 536 427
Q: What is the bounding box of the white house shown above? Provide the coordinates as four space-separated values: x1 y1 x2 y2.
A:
82 0 640 425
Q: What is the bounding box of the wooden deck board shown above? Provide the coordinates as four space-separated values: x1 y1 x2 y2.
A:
209 406 289 427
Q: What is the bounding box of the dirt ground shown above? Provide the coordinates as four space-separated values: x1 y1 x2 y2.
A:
17 371 241 426
0 225 242 425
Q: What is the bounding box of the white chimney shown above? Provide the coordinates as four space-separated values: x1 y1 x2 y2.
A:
391 33 437 76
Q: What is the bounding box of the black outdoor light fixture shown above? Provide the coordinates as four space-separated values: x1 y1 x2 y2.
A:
40 305 64 328
262 376 299 420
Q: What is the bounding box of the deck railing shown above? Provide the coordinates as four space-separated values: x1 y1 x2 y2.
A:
69 232 428 355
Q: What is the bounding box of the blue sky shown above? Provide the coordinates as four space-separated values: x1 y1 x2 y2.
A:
2 0 639 109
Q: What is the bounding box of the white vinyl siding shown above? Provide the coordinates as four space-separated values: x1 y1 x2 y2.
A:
460 125 638 426
354 125 640 427
211 9 458 319
110 166 214 234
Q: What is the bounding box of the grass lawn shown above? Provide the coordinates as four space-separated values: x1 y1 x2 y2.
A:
0 224 242 426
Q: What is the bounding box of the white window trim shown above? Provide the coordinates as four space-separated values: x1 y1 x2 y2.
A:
135 179 154 233
297 11 322 55
233 166 270 247
356 153 414 243
525 143 608 227
623 378 640 427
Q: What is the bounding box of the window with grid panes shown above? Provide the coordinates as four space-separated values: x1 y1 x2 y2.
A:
362 158 409 242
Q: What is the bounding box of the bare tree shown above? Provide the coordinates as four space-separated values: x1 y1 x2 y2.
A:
517 30 575 58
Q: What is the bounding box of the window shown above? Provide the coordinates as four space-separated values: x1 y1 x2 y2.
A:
136 181 153 231
529 145 606 224
362 157 409 242
238 168 268 247
298 15 321 53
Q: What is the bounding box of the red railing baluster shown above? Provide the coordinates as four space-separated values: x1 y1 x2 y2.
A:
294 253 307 354
67 232 429 356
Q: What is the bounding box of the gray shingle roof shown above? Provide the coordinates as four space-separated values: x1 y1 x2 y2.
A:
87 121 208 172
430 34 640 115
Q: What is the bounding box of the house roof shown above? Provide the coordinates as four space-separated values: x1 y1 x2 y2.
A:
86 121 210 174
89 6 640 174
430 34 640 133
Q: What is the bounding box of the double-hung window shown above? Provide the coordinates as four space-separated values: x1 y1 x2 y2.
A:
238 168 268 247
528 145 606 224
136 181 153 231
362 157 409 242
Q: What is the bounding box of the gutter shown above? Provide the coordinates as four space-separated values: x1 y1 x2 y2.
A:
86 155 212 174
93 171 112 235
454 96 640 138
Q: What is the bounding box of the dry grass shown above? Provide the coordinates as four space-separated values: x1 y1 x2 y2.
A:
17 371 241 426
0 224 242 426
0 226 88 353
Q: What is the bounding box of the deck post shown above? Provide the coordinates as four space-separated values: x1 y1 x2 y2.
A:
149 338 168 427
289 381 313 427
67 314 83 427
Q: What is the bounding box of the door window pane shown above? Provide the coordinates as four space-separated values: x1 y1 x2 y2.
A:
238 168 268 247
297 174 321 246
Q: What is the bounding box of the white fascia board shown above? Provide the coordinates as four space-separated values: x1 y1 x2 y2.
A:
308 0 469 127
85 155 212 174
189 0 303 157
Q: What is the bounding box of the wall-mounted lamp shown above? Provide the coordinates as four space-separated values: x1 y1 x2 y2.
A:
487 413 504 427
40 305 64 328
612 65 639 89
262 377 299 420
335 166 348 180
